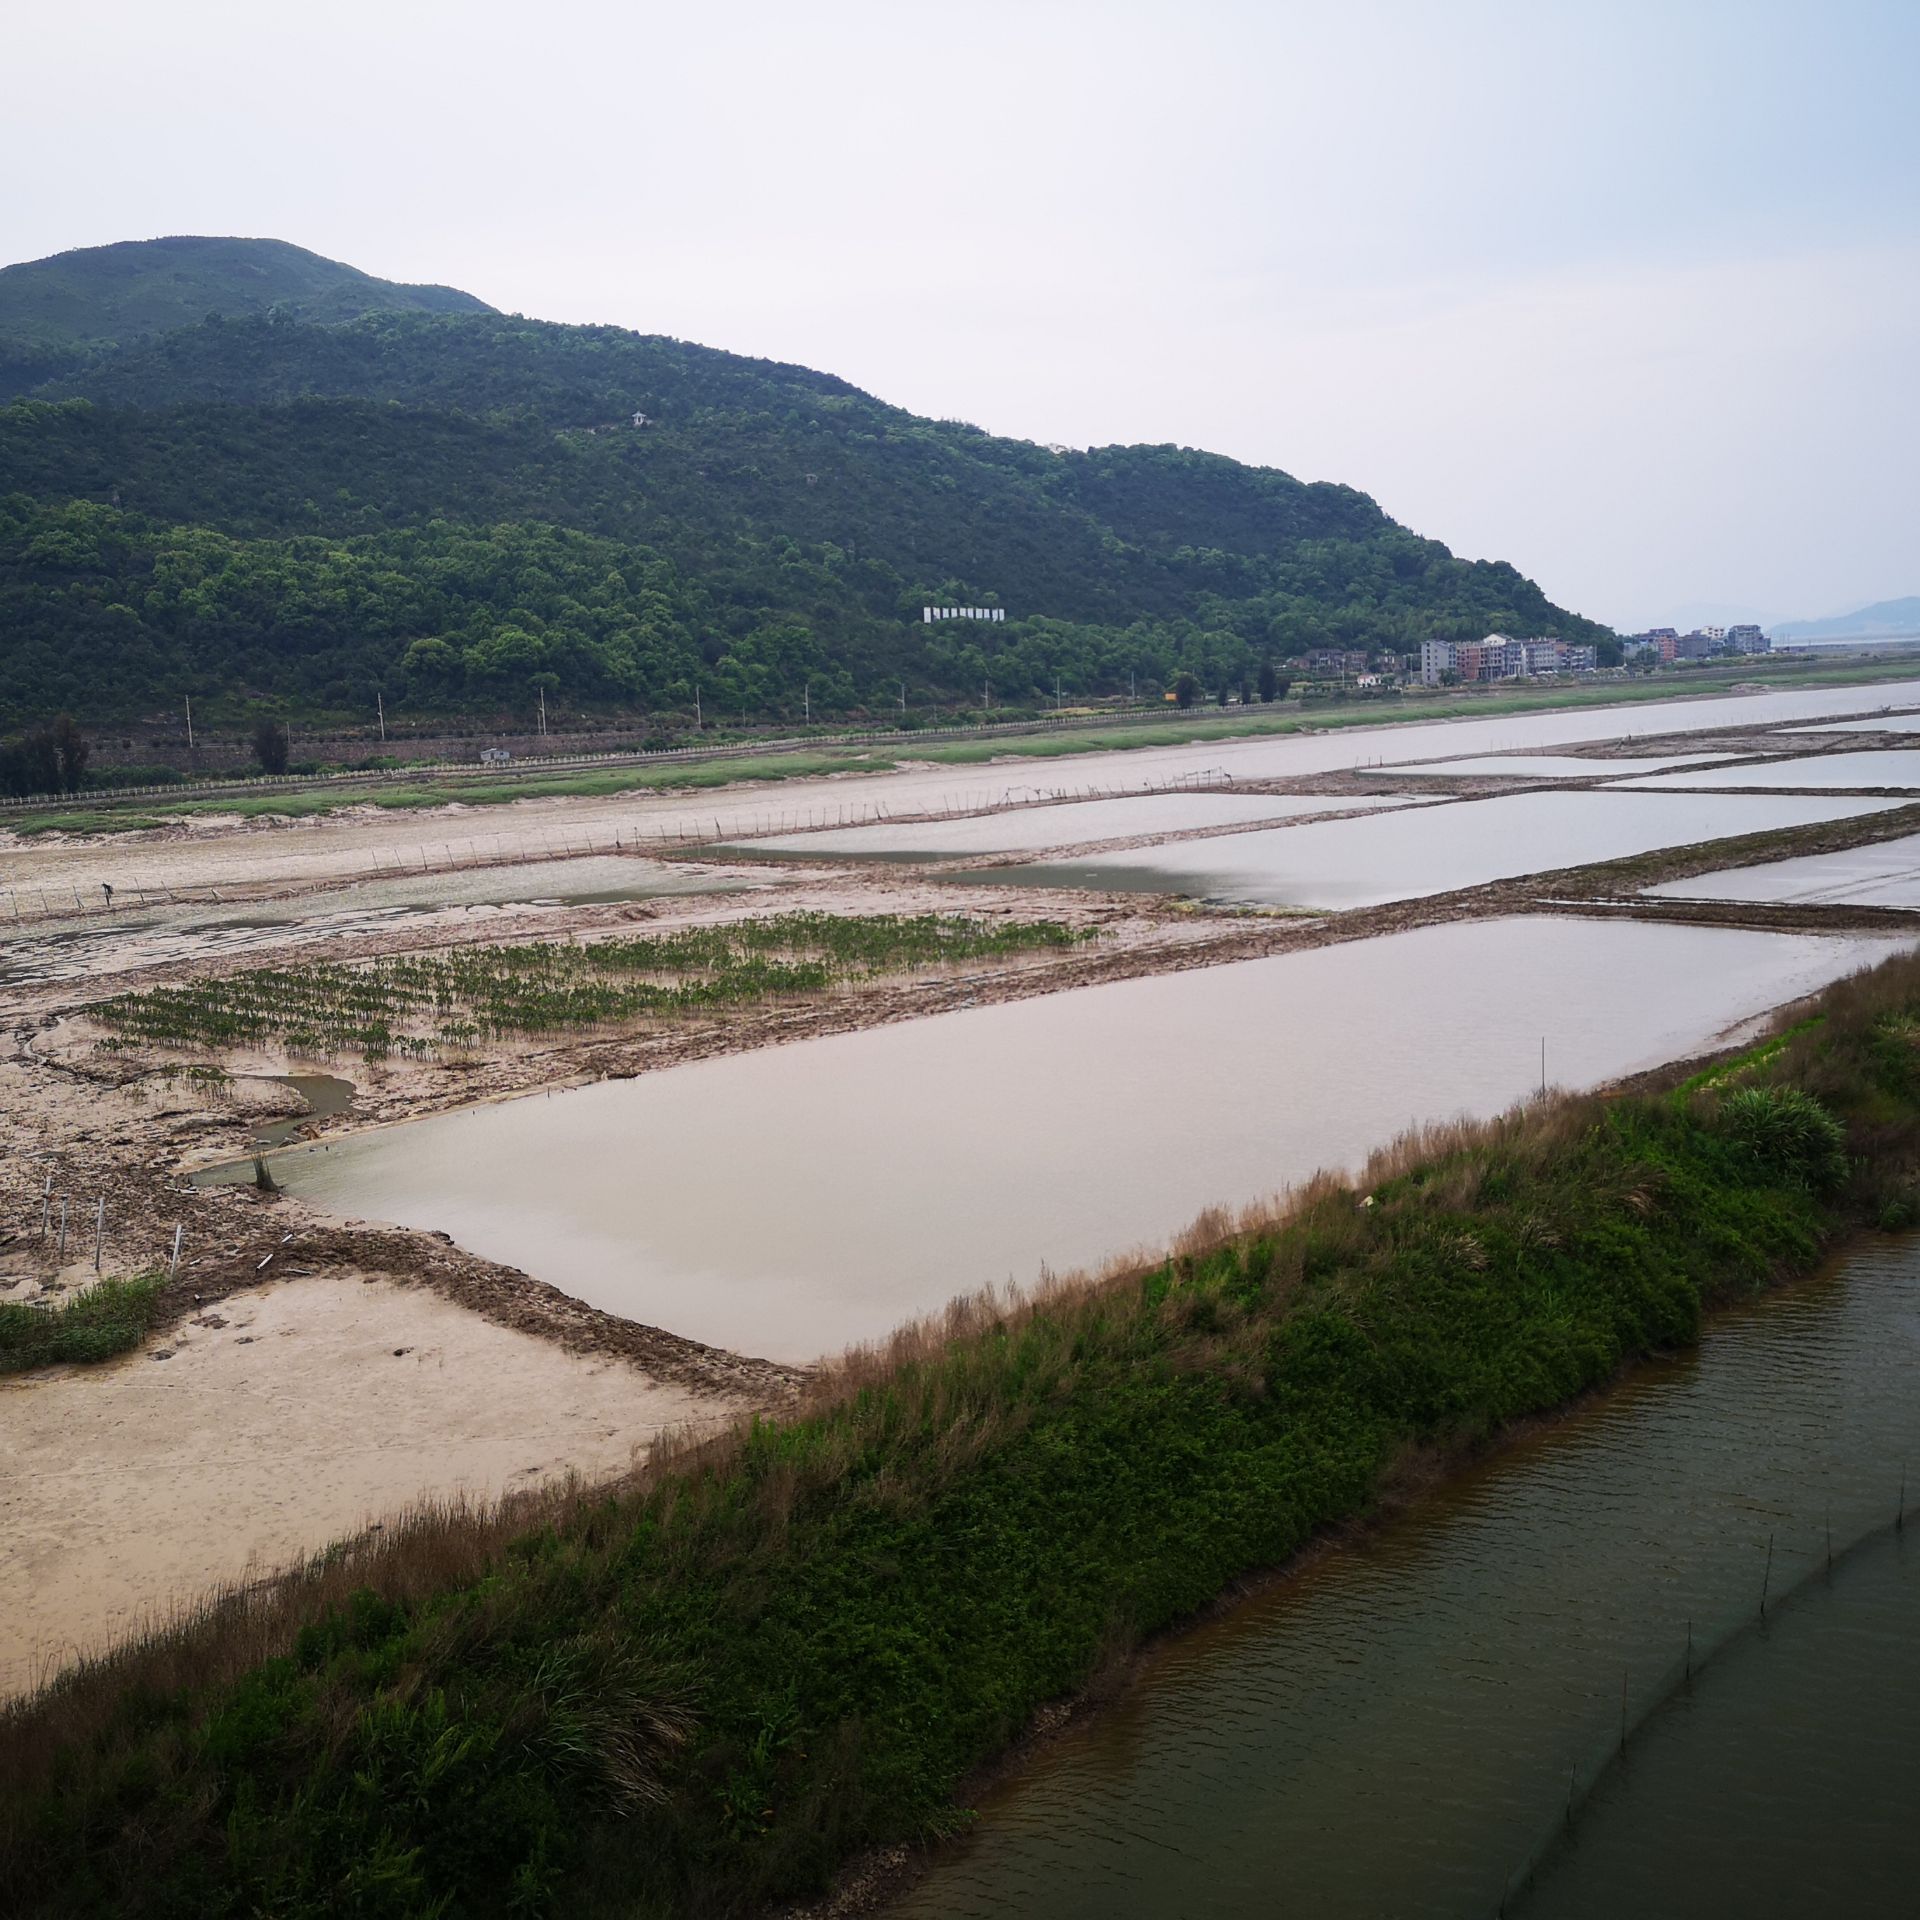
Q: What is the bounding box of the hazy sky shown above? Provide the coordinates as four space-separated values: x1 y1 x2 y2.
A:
6 0 1916 630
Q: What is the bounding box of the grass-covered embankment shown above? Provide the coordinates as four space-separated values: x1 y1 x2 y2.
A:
9 953 1920 1916
0 1277 161 1375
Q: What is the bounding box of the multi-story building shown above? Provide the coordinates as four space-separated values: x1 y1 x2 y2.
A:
1421 633 1596 684
1726 624 1768 654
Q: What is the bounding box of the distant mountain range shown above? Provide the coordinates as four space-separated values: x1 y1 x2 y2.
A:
0 235 1613 730
1772 597 1920 642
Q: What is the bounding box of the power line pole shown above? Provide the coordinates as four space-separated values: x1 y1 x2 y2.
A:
537 686 547 737
184 695 194 751
376 692 386 744
804 681 810 725
695 685 702 730
899 679 906 718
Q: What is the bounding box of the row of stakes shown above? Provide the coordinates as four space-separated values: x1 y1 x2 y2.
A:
37 1173 185 1280
4 770 1240 923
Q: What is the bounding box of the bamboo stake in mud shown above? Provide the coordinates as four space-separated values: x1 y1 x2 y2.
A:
40 1172 51 1240
169 1223 184 1278
58 1197 68 1260
93 1196 104 1272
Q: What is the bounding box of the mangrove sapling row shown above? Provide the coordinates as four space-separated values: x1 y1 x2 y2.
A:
90 911 1090 1060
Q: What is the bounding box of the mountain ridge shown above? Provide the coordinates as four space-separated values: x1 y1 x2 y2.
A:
0 236 492 399
1772 596 1920 641
0 237 1613 732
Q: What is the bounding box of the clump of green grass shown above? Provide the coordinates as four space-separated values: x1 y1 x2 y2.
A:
7 812 166 837
93 912 1091 1060
0 1276 162 1374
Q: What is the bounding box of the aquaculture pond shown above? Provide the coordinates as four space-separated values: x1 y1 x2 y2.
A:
889 1235 1920 1920
1645 830 1920 910
1789 709 1920 734
726 791 1400 861
949 790 1900 910
260 917 1904 1362
1375 752 1734 780
1612 749 1920 790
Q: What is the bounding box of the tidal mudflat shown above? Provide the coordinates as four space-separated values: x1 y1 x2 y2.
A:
262 916 1904 1361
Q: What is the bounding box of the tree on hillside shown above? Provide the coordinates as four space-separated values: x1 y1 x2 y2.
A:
252 716 289 774
0 725 60 796
1257 659 1278 703
1173 670 1199 709
50 713 89 792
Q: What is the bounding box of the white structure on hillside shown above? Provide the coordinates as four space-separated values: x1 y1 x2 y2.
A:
923 606 1006 623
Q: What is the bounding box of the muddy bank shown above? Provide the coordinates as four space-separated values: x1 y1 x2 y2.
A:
0 1272 732 1701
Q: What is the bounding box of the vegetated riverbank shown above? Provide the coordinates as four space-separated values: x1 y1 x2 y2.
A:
9 951 1920 1916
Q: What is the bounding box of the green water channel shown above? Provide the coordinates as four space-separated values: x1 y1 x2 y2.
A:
891 1237 1920 1919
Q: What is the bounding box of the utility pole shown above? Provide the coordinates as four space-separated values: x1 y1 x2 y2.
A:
804 681 810 725
538 686 547 737
899 680 907 718
376 692 386 744
184 695 194 752
695 685 702 730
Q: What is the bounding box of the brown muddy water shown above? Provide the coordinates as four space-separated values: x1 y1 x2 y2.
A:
1375 752 1734 780
726 792 1411 861
259 917 1906 1363
1796 712 1920 735
1646 830 1920 910
950 790 1901 911
890 1236 1920 1920
1612 749 1920 791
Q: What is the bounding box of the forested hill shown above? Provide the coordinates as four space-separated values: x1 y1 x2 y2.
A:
0 238 493 400
0 257 1611 730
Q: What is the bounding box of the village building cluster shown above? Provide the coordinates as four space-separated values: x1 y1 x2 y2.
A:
1418 634 1600 686
1621 624 1768 662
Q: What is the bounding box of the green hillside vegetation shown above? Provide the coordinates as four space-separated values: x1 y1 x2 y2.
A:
0 238 492 400
0 259 1612 730
4 954 1917 1916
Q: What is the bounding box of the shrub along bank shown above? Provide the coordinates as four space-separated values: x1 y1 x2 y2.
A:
7 952 1920 1916
0 1276 161 1375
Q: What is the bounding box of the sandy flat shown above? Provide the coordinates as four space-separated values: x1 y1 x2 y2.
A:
0 1274 729 1700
